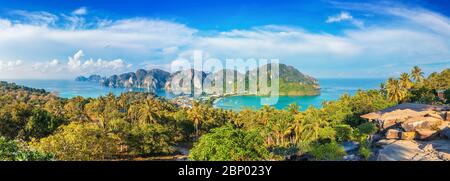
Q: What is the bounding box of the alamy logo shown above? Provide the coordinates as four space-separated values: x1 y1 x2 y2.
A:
169 50 280 105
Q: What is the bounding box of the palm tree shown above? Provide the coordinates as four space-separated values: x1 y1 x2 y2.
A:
411 66 424 83
138 99 160 124
380 83 387 96
292 113 304 144
399 72 413 89
287 103 300 114
386 78 407 103
300 107 326 142
187 101 203 139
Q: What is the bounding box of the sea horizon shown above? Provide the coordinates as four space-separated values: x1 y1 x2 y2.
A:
1 78 385 111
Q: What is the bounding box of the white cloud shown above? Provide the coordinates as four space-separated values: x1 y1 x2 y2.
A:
162 46 179 55
327 11 353 23
81 58 128 70
62 14 86 30
67 50 132 73
386 7 450 36
326 11 364 28
68 50 84 71
0 19 12 28
0 60 23 70
10 10 58 26
0 4 449 78
33 59 60 72
72 7 87 16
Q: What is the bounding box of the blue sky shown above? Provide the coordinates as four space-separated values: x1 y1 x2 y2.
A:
0 0 449 79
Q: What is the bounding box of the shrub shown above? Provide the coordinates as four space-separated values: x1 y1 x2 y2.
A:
358 146 372 160
335 124 354 142
189 124 270 161
310 142 346 161
127 123 175 156
0 137 53 161
31 122 119 160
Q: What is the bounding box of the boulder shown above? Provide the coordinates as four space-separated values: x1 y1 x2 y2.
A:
342 141 359 153
400 132 416 140
375 139 397 146
421 144 434 152
376 139 449 161
438 152 450 161
441 126 450 139
426 112 445 120
415 129 438 140
385 129 400 139
376 140 421 161
401 116 443 132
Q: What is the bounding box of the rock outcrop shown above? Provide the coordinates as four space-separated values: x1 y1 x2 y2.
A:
362 103 450 161
375 139 450 161
361 103 450 140
75 75 102 82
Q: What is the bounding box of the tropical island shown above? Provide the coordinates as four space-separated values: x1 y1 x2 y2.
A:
75 63 321 97
1 66 449 161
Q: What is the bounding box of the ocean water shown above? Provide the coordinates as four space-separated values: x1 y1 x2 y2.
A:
214 78 385 111
2 78 384 110
2 79 173 99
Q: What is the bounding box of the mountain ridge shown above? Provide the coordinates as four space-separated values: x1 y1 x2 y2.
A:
75 63 320 96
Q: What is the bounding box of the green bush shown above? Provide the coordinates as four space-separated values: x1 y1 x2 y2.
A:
335 124 354 142
0 137 53 161
127 123 175 156
357 122 378 135
358 146 372 160
189 124 270 161
32 122 119 160
310 142 346 161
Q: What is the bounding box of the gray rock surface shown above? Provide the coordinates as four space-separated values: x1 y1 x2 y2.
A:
376 139 450 161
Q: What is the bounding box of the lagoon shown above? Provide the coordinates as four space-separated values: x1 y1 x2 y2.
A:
2 78 384 111
214 78 384 111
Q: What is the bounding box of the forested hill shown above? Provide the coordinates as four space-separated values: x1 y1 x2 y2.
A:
0 65 449 161
75 63 321 96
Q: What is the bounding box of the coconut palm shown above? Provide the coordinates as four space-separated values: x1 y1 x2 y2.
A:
399 72 413 89
380 83 387 96
187 101 204 138
300 107 326 142
287 103 300 114
292 113 304 143
138 99 160 125
386 78 408 103
411 66 424 83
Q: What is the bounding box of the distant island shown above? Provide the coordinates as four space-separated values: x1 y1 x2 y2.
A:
75 63 320 96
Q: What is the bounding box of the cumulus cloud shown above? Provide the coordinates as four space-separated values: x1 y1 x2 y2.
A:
67 50 132 73
0 60 23 70
33 59 60 72
67 50 84 71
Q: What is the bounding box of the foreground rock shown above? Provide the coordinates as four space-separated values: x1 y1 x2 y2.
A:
362 103 450 141
363 103 450 161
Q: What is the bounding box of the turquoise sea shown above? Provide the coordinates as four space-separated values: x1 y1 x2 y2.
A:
214 79 384 111
2 78 384 111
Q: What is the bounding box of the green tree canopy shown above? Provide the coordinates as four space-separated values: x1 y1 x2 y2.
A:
189 124 270 161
